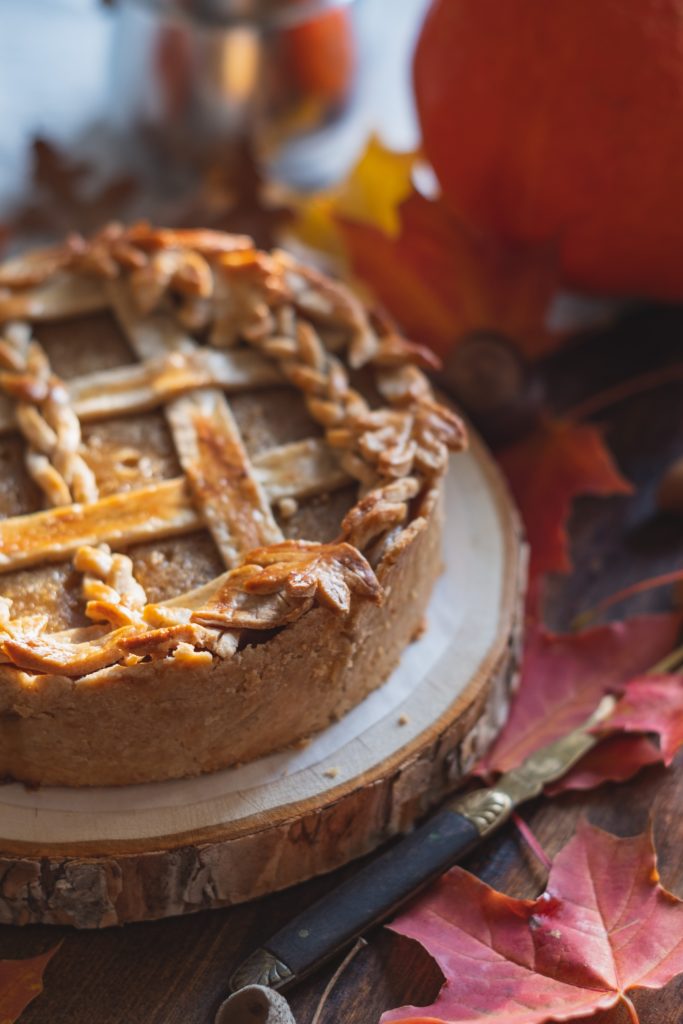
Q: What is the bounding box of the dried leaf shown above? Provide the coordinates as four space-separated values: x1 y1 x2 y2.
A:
11 138 137 239
544 672 683 797
0 944 61 1023
477 614 681 778
497 417 632 582
177 139 291 250
600 674 683 764
290 134 417 257
337 190 558 361
383 822 683 1024
547 733 663 795
577 568 683 627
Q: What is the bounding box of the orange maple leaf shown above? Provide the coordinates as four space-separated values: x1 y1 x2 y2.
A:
287 137 557 361
0 943 61 1023
337 189 558 361
290 134 417 259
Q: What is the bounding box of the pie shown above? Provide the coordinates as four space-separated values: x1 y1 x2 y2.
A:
0 224 466 786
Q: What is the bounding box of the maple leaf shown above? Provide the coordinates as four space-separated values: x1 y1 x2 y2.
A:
496 417 632 583
546 733 663 795
290 134 417 258
337 189 558 361
0 944 61 1024
286 138 557 361
11 138 137 239
177 138 292 250
606 675 683 762
383 821 683 1024
477 614 681 778
549 674 683 794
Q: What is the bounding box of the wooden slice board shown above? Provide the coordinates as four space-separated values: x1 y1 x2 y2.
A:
0 433 526 928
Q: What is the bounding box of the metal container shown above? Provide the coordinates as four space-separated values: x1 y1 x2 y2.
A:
110 0 361 187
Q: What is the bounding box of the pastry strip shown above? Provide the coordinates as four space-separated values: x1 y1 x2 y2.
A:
0 439 350 572
0 274 109 322
166 389 283 566
0 479 198 572
252 437 347 501
0 348 283 434
108 281 284 567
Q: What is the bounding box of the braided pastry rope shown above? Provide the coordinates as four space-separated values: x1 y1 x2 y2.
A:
211 255 465 553
74 545 148 629
0 224 252 293
73 546 237 666
0 321 98 507
0 320 150 637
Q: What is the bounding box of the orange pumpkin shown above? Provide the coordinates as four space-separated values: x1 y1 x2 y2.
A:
281 8 356 106
414 0 683 300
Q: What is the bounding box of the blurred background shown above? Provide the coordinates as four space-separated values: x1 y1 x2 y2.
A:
0 0 427 218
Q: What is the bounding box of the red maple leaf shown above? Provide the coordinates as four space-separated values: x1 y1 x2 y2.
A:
546 732 663 795
497 417 632 584
477 613 681 778
0 944 61 1023
337 190 558 362
549 674 683 794
383 822 683 1024
606 675 683 764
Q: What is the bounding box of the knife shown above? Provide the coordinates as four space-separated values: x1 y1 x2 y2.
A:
228 695 616 994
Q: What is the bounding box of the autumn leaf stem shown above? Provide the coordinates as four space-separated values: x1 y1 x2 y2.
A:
649 641 683 674
511 812 552 873
574 568 683 629
563 363 683 422
620 993 641 1024
309 938 367 1024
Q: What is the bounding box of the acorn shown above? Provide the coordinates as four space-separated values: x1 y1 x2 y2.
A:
657 455 683 515
438 331 544 445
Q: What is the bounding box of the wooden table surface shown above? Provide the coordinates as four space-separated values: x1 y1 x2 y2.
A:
0 307 682 1023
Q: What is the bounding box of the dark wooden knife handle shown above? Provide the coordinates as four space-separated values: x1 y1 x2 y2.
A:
237 807 480 989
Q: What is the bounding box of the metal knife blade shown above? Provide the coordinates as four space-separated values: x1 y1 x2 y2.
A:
228 694 617 994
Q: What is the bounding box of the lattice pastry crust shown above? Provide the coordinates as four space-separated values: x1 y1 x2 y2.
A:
0 224 465 786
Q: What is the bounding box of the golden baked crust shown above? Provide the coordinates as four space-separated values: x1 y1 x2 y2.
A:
0 224 465 786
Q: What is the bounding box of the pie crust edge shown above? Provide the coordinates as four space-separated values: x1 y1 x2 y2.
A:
0 484 443 787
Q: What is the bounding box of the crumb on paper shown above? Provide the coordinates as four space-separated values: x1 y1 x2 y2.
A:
323 766 341 779
397 713 410 726
292 736 312 751
277 497 298 519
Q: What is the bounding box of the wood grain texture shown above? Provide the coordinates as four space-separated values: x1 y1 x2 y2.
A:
0 310 681 1022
